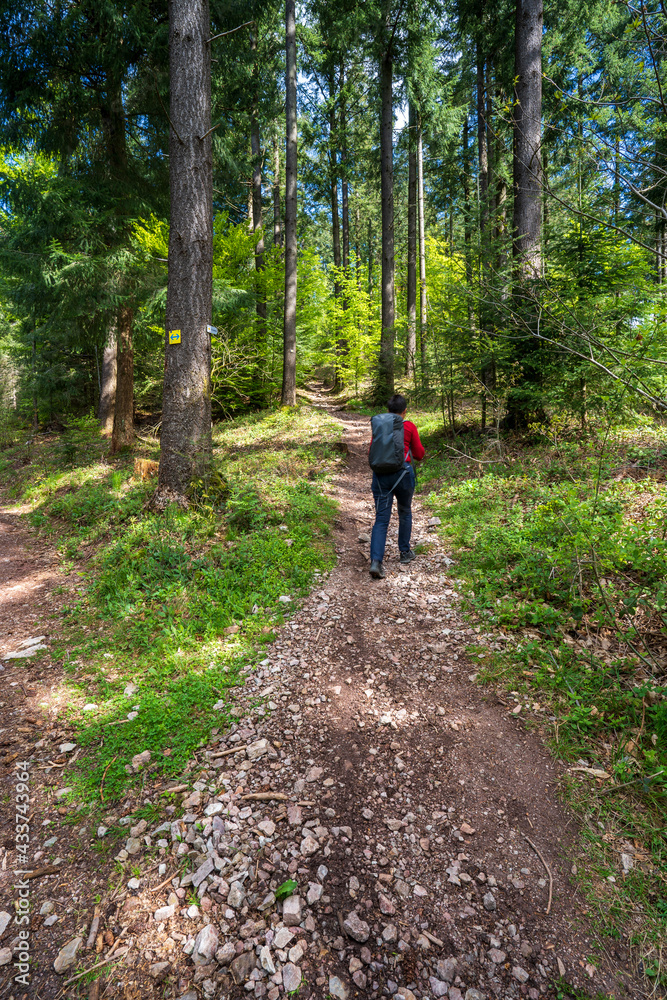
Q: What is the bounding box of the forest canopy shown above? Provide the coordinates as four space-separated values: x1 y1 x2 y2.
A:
1 0 667 446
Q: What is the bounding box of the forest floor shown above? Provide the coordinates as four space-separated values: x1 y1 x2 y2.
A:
0 395 658 1000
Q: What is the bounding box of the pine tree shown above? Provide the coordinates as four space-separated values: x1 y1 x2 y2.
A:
159 0 213 492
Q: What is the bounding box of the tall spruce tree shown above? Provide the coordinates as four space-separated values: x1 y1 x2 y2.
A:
159 0 213 492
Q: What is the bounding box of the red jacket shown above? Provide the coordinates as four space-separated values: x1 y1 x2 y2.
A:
402 420 425 463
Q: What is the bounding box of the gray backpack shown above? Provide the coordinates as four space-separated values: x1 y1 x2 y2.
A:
369 413 406 475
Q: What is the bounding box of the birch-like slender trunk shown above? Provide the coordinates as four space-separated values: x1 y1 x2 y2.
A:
417 119 427 383
273 135 281 247
282 0 297 407
513 0 543 280
377 44 395 400
406 101 417 378
111 306 134 451
99 325 117 434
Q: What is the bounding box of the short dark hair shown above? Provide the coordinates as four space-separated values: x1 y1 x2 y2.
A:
388 394 408 414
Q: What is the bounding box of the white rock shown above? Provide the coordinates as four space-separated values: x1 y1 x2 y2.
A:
282 962 302 992
0 912 11 936
53 937 82 973
0 948 11 966
273 927 294 949
278 595 292 603
258 819 275 836
300 835 319 856
4 643 48 659
246 738 270 760
204 801 223 816
227 882 246 909
307 882 323 904
329 976 349 999
260 945 275 973
282 895 302 927
131 749 151 770
59 743 76 753
17 635 46 648
193 924 219 965
153 905 175 922
82 703 98 711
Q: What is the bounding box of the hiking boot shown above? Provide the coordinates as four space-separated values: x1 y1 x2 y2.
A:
369 560 386 579
399 549 416 565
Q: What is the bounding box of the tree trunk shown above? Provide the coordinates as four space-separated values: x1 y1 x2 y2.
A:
376 44 395 401
477 49 488 234
282 0 297 407
513 0 543 280
273 135 281 247
250 41 266 339
160 0 213 492
355 204 362 287
417 119 427 384
111 306 134 452
341 64 349 278
102 74 134 449
99 325 117 434
329 71 341 300
478 51 490 429
406 101 417 378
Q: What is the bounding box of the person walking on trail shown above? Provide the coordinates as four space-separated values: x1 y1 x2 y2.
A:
368 394 425 579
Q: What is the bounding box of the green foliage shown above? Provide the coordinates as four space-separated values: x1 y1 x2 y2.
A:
275 878 298 901
2 405 340 801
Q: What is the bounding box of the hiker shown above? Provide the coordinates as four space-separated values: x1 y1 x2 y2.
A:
368 394 425 579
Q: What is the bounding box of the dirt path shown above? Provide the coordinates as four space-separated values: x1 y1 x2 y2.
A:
0 405 643 1000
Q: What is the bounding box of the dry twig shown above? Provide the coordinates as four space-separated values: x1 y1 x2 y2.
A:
522 834 553 915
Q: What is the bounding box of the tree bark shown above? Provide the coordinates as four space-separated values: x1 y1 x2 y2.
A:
102 74 134 450
376 45 395 401
250 38 266 339
99 325 117 434
513 0 543 280
111 306 134 452
273 134 282 247
406 101 417 378
329 70 341 299
340 64 349 278
160 0 213 492
417 118 427 383
282 0 297 407
477 49 488 234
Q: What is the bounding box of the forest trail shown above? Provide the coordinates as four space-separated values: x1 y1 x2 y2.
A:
0 402 644 1000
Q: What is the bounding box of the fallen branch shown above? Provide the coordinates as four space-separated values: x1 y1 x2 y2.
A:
597 768 665 797
85 905 101 950
62 946 128 986
22 864 60 880
422 929 444 947
522 835 553 915
209 744 249 759
150 871 179 893
99 755 117 803
242 791 288 802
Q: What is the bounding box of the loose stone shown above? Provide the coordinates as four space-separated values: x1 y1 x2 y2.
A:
53 937 82 974
343 911 370 943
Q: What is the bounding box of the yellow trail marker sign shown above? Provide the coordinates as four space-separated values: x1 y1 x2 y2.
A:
169 330 181 344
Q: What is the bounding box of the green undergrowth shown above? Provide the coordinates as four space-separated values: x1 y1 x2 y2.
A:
415 410 667 984
0 406 341 802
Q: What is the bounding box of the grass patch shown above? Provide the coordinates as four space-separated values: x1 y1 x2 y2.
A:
413 409 667 985
1 406 341 803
